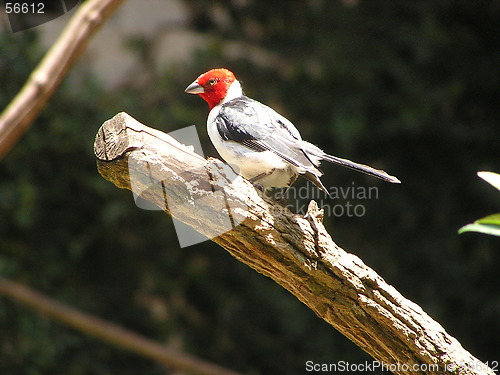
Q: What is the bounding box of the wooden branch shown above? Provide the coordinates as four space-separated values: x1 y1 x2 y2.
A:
95 112 494 375
0 277 241 375
0 0 125 159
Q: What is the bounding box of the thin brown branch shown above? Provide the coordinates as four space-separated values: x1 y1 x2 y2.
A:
94 112 495 375
0 0 126 159
0 276 242 375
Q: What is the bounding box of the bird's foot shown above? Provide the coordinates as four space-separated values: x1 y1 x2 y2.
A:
275 194 287 205
272 188 289 205
252 182 265 192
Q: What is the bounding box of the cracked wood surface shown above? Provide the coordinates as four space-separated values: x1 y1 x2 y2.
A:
94 112 494 375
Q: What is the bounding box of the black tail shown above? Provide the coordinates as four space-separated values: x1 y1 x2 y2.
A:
322 154 401 184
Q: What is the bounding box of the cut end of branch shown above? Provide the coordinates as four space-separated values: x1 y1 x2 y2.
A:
94 112 143 161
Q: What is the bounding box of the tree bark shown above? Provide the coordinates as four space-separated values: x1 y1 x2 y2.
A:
94 112 495 375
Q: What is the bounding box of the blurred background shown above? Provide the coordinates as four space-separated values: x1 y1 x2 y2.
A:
0 0 499 374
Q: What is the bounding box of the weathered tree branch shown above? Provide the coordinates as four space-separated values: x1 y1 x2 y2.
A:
0 277 241 375
94 112 494 375
0 0 125 159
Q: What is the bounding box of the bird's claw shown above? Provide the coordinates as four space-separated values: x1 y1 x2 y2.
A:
253 182 265 192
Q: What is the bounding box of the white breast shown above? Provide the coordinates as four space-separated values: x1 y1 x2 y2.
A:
207 105 297 188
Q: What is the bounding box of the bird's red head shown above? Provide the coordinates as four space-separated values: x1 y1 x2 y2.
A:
185 68 239 110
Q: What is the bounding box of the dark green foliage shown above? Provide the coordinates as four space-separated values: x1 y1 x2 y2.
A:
1 1 499 374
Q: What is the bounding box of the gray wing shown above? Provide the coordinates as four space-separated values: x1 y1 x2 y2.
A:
216 96 322 172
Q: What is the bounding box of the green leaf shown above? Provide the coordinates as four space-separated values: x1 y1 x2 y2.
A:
478 171 500 191
458 222 500 237
476 213 500 225
458 173 500 237
458 213 500 237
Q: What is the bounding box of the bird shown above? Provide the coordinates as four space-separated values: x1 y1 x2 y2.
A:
185 68 400 195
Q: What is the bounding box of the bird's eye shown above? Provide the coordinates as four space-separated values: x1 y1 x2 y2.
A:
208 78 217 86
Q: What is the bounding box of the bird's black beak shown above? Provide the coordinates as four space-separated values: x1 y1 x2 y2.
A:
184 81 205 94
